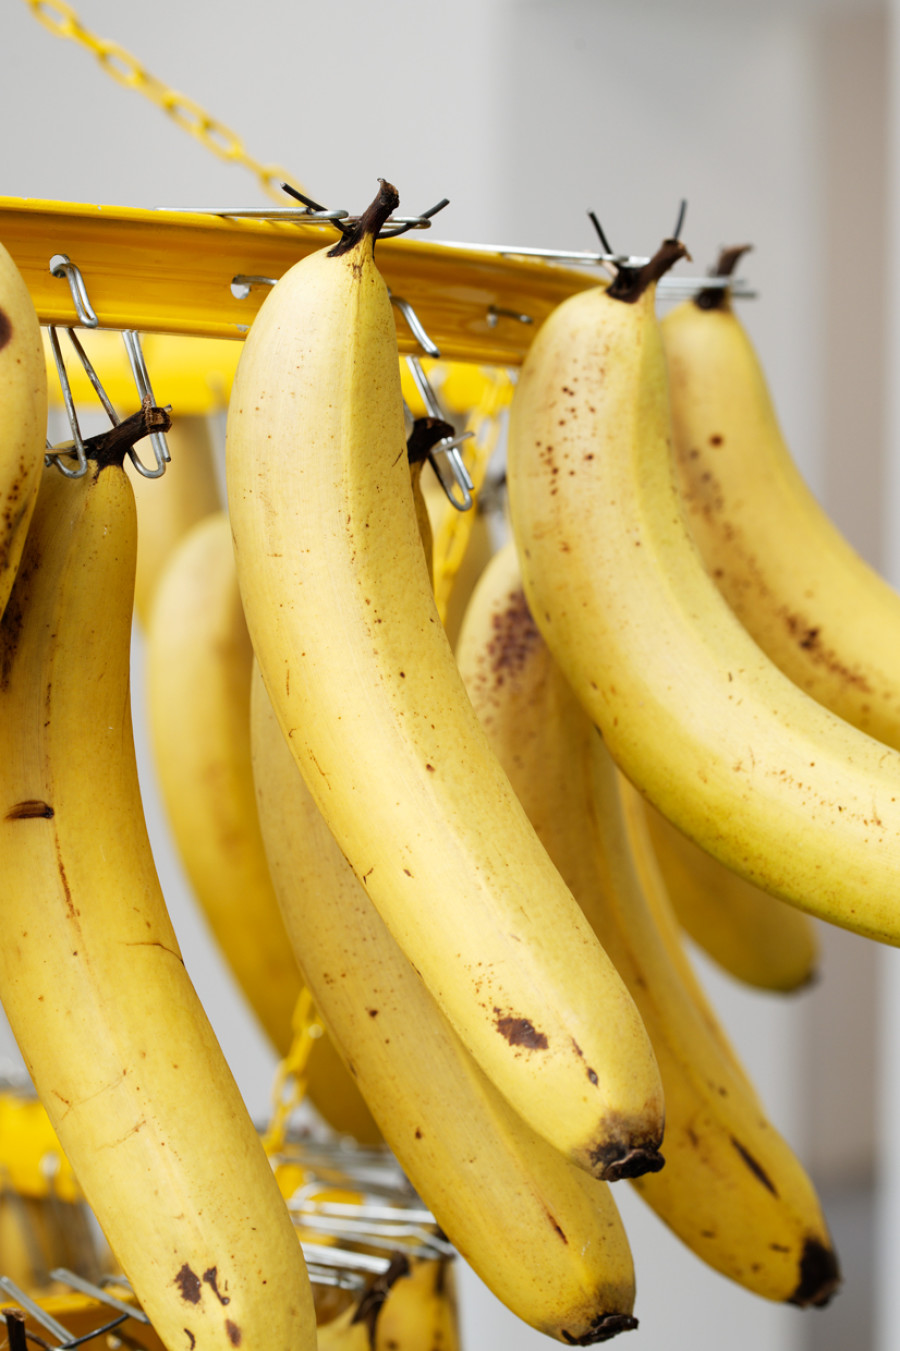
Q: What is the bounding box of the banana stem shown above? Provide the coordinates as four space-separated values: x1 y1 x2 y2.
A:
328 179 400 258
82 399 172 470
695 243 753 311
606 238 690 303
406 416 457 464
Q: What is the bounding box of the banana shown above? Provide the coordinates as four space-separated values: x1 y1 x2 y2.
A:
456 539 840 1305
373 1258 459 1351
145 510 381 1144
0 437 316 1351
251 663 640 1343
662 252 900 750
131 413 222 627
506 241 900 947
318 1258 459 1351
0 240 47 622
641 795 820 992
225 180 665 1179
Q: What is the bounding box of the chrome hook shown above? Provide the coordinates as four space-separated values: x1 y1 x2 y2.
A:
121 330 169 477
49 254 100 328
404 354 474 512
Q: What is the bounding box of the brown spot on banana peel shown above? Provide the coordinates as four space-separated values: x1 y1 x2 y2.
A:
482 588 542 688
0 309 11 350
787 1237 841 1308
6 800 54 820
493 1009 548 1049
225 1320 242 1346
175 1264 202 1304
560 1312 640 1344
203 1267 230 1305
729 1136 777 1195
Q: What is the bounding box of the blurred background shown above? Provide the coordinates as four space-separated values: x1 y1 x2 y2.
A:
1 0 897 1347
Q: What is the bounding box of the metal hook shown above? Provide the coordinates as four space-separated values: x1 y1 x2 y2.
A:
49 254 100 328
121 330 169 477
50 1269 151 1325
0 1275 74 1342
404 354 474 512
231 274 277 299
486 305 534 329
45 327 89 478
390 293 441 359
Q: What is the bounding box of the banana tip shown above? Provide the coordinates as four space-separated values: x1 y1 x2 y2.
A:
787 1237 841 1308
561 1312 639 1344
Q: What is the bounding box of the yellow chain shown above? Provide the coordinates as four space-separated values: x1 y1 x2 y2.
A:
433 368 514 619
262 986 325 1157
24 0 306 203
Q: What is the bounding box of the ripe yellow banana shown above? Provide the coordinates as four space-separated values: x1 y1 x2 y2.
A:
0 241 47 622
373 1258 459 1351
131 412 222 627
456 539 840 1305
641 796 820 992
506 242 900 947
318 1257 459 1351
251 664 639 1343
0 445 316 1351
226 181 664 1179
662 258 900 750
145 510 380 1144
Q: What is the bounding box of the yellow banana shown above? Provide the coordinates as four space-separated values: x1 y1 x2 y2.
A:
226 180 664 1179
318 1258 459 1351
251 664 639 1343
662 258 900 750
0 240 47 622
641 796 820 992
506 241 900 947
131 413 222 627
145 510 380 1144
0 442 316 1351
456 539 840 1305
373 1258 459 1351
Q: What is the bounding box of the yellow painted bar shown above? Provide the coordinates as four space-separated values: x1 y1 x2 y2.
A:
0 197 600 365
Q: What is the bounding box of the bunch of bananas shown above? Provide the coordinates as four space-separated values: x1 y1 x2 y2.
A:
3 174 898 1349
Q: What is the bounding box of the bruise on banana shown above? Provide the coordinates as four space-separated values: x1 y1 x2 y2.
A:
464 587 543 726
0 307 11 349
6 799 54 819
493 1007 548 1050
175 1262 244 1346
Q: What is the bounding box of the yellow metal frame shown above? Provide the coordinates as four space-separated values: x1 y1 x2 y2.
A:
0 197 600 364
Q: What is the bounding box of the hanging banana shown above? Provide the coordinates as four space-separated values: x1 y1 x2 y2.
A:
661 248 900 752
226 180 665 1179
251 661 639 1344
456 540 839 1306
0 240 47 623
506 239 900 947
0 423 316 1351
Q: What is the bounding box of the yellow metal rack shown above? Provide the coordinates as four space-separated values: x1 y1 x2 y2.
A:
0 196 602 365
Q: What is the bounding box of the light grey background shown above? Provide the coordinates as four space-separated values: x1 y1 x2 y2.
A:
2 1 896 1349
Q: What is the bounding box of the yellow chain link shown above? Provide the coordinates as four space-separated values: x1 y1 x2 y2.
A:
24 0 306 203
262 986 326 1157
432 369 514 619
